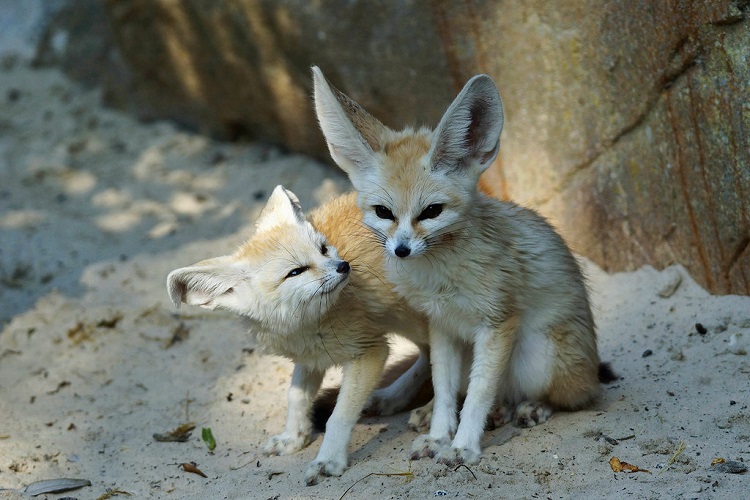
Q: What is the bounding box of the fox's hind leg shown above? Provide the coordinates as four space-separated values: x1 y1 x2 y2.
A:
369 347 430 415
265 364 325 456
499 320 600 430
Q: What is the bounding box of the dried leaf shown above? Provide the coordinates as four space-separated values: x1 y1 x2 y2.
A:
711 458 726 466
67 322 92 345
609 457 651 474
202 427 216 452
153 422 195 442
180 462 208 478
20 478 91 496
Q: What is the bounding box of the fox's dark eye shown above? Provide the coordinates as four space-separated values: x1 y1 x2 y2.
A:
321 244 328 256
374 205 395 221
417 204 443 221
286 266 309 278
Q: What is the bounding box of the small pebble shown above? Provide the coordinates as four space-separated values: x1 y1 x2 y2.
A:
642 349 653 358
695 323 707 335
712 460 748 474
657 267 683 298
728 333 747 355
434 491 448 497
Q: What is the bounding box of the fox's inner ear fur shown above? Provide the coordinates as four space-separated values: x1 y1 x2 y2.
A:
255 185 305 233
312 66 386 176
167 256 241 309
429 74 504 176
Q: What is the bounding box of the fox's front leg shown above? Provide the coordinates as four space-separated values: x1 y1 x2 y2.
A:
410 326 462 460
264 364 324 456
305 345 389 486
438 321 516 466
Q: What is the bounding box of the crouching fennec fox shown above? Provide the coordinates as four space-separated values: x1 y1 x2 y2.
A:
167 186 431 485
313 66 613 466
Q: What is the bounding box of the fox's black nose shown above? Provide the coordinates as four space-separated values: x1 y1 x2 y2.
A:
336 261 350 274
394 245 411 258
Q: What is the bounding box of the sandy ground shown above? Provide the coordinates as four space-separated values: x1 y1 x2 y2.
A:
1 57 750 500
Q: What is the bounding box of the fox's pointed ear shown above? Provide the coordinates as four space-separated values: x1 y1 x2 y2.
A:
167 256 244 310
429 74 504 177
312 66 386 177
255 185 305 233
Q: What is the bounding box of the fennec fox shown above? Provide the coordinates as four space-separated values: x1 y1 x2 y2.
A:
313 67 609 466
167 186 430 485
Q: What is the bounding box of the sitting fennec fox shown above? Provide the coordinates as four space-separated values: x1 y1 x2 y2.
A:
167 186 431 485
313 66 610 466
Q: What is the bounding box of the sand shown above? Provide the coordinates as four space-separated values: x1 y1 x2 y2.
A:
1 57 749 499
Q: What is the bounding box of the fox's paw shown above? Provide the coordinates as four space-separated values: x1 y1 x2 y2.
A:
486 404 513 430
264 431 309 456
304 457 348 486
514 402 552 428
408 400 433 432
436 445 481 467
409 434 450 460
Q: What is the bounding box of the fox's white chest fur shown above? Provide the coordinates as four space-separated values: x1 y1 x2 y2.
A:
386 242 497 341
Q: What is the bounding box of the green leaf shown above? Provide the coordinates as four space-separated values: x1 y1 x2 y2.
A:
201 427 216 452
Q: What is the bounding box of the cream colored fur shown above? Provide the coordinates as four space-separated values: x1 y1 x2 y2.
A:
313 67 603 466
167 186 430 485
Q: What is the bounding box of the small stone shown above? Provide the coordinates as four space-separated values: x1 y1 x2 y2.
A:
657 267 683 298
670 350 685 361
728 333 747 355
695 323 707 335
712 460 747 474
713 317 730 333
642 349 653 358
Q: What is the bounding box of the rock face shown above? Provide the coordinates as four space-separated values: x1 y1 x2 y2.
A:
55 0 750 295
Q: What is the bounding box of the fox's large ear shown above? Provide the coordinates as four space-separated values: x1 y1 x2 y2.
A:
255 185 305 233
312 66 386 177
167 256 245 310
429 74 504 177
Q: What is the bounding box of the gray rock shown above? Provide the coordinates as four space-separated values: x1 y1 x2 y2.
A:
42 0 750 297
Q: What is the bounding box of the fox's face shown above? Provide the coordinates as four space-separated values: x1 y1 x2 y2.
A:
351 134 477 259
312 67 504 260
167 186 351 330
